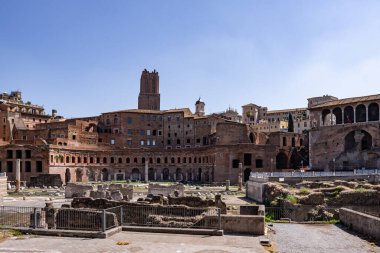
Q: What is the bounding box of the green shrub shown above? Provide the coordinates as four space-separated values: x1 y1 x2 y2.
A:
286 195 298 204
298 187 310 195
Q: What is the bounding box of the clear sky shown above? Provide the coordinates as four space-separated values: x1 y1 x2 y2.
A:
1 0 380 118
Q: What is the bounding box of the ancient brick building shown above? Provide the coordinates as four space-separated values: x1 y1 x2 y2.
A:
0 70 307 185
309 94 380 170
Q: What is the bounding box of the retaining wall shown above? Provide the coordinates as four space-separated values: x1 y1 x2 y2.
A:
340 208 380 240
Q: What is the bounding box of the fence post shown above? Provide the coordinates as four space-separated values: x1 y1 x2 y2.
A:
120 206 124 226
102 210 106 232
217 208 221 230
33 208 37 229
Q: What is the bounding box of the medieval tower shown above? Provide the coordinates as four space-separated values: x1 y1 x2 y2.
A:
138 69 160 110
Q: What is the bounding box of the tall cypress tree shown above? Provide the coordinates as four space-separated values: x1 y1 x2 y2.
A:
288 113 294 132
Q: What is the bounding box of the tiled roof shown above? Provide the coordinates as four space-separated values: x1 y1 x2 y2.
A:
310 94 380 109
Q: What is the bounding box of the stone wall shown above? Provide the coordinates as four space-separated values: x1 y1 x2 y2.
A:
340 208 380 240
148 183 184 197
65 183 94 198
29 174 63 187
205 215 265 235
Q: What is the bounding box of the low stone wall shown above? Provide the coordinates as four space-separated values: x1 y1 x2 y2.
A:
30 174 63 187
205 215 265 235
148 183 185 197
340 208 380 240
168 195 227 214
65 183 94 198
240 205 265 216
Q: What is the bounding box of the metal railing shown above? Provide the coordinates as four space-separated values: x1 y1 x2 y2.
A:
265 206 339 222
105 205 221 230
251 169 379 179
0 206 45 228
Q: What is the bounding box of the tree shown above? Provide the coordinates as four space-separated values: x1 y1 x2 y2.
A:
288 113 294 132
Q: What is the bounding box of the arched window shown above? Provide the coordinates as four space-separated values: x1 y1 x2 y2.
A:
332 108 343 124
355 104 366 122
344 106 354 123
368 103 379 121
103 157 107 163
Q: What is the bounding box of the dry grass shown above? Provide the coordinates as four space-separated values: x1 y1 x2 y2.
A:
116 240 130 245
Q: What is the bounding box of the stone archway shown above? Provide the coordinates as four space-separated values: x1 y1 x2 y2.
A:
131 168 140 181
102 168 109 181
176 168 183 181
65 168 71 185
75 168 83 182
344 130 373 152
162 168 170 181
148 168 155 181
197 168 202 182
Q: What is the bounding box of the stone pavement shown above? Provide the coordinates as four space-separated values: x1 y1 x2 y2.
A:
0 231 267 253
268 223 380 253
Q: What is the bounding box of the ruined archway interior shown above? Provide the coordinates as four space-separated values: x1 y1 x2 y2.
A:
276 152 288 170
344 130 372 152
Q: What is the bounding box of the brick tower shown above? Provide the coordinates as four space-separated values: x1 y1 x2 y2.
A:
138 69 160 110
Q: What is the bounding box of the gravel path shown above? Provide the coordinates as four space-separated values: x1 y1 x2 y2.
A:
268 223 380 253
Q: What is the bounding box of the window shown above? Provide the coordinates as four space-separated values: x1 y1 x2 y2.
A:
187 139 190 144
196 138 200 143
158 130 162 136
114 128 119 134
140 140 145 146
256 159 263 168
157 157 161 164
111 139 115 145
152 130 157 136
16 150 22 159
98 138 103 143
90 157 94 163
111 157 115 163
168 116 171 121
103 157 107 163
96 157 100 163
140 115 145 121
127 140 132 146
140 129 145 135
72 135 76 140
7 161 13 172
244 153 252 166
177 157 181 163
72 157 75 163
36 161 43 172
84 157 87 163
25 161 31 172
232 159 240 168
6 150 12 159
147 130 151 136
164 157 168 163
118 157 122 163
142 157 145 164
77 157 81 163
152 140 156 146
147 139 151 146
177 139 180 145
282 137 287 146
167 139 171 145
127 117 132 124
127 129 132 135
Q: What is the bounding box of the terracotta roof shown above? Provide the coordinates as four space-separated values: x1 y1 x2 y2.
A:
267 108 307 114
310 94 380 109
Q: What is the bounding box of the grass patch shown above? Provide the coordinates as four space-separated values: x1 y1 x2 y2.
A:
355 187 366 192
298 187 310 195
285 195 298 204
9 229 23 237
116 240 130 245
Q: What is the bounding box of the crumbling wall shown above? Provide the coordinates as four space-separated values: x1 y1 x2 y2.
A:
148 183 184 197
30 174 63 187
65 183 94 198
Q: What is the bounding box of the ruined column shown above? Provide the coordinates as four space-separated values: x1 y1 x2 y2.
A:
15 159 21 192
226 180 230 191
145 161 149 183
154 171 157 181
161 173 163 181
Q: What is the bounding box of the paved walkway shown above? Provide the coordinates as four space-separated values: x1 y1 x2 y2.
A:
268 223 380 253
0 231 267 253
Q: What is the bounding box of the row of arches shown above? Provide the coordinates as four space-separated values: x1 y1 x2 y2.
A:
322 103 379 126
54 155 214 166
65 167 213 183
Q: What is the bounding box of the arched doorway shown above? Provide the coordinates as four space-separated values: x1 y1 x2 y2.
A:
131 168 140 181
204 169 210 182
162 168 170 181
197 168 202 181
102 168 109 181
148 168 155 181
244 168 251 182
65 168 71 184
75 168 83 182
187 170 193 181
176 168 183 181
249 133 255 143
276 153 288 170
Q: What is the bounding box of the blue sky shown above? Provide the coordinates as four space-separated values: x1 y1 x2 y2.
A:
1 1 380 118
